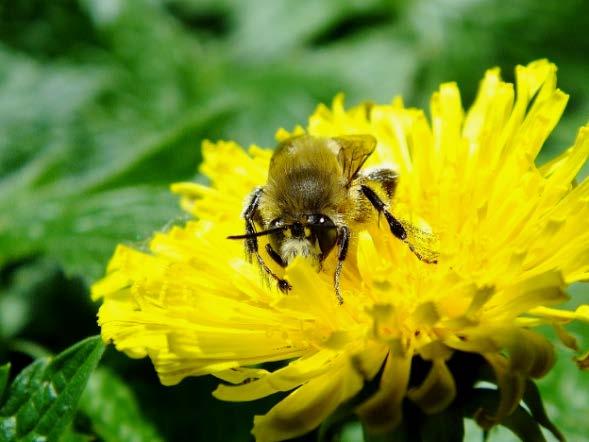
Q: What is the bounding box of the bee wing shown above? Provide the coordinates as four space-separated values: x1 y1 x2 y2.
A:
396 216 440 264
333 135 377 184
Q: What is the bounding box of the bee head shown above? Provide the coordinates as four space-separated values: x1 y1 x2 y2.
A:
270 214 338 263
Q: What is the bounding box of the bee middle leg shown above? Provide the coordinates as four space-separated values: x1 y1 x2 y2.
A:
359 184 437 264
362 167 398 199
360 185 407 240
243 188 291 292
333 226 350 305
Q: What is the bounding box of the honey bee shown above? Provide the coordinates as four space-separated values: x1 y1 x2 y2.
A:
228 134 438 304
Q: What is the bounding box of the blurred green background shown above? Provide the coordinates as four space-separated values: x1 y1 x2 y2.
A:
1 0 588 441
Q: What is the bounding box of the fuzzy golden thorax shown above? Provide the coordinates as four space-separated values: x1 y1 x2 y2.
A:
260 136 349 224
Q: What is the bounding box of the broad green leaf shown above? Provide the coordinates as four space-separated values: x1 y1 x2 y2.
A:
0 51 108 184
0 0 100 57
0 43 234 279
0 3 234 280
0 43 231 279
226 0 391 58
80 367 163 442
0 337 104 442
0 186 181 281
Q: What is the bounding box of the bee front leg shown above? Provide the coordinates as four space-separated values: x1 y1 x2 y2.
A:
243 187 266 260
243 188 291 293
333 226 350 305
265 243 287 268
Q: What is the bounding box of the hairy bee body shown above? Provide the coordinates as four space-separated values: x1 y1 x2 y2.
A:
261 137 349 224
229 134 436 303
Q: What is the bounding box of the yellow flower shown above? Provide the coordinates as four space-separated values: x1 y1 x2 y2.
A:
92 60 589 441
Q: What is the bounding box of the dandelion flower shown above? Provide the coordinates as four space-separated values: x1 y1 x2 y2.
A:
92 60 589 441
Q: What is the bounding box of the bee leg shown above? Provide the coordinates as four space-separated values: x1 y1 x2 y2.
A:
360 185 407 240
265 243 287 268
243 188 291 292
333 226 350 305
360 183 438 265
242 187 263 261
362 168 398 199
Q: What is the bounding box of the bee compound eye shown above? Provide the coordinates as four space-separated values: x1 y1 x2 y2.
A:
307 214 334 227
314 225 338 258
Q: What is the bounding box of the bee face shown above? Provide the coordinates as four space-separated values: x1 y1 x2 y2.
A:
269 215 338 265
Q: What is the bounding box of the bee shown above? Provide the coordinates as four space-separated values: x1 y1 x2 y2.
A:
228 134 437 304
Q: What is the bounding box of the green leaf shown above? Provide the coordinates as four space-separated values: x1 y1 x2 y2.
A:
0 1 99 57
0 186 180 281
59 430 95 442
463 388 546 442
523 380 564 442
0 336 105 442
0 364 9 399
500 406 548 442
0 260 63 339
534 295 589 442
80 367 163 442
0 258 99 356
6 340 51 360
340 421 364 442
420 406 465 442
0 18 234 281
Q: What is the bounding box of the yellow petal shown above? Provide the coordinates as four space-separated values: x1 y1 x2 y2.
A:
407 359 456 414
480 353 526 426
252 360 363 442
214 367 270 384
553 323 579 351
356 349 412 433
576 350 589 370
213 351 337 402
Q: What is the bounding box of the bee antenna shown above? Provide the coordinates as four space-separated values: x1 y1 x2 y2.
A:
227 227 286 240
